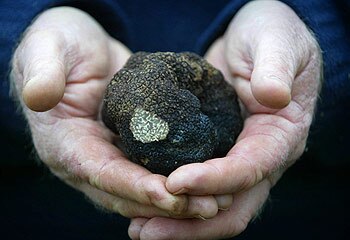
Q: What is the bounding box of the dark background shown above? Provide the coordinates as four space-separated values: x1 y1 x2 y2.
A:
0 129 349 240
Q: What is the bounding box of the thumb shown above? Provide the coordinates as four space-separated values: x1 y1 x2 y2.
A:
19 30 67 112
250 36 295 109
224 1 313 109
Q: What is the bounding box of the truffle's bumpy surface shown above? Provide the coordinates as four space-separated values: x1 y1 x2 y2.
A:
102 52 243 176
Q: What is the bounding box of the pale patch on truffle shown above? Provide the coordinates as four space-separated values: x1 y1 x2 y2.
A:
130 107 169 143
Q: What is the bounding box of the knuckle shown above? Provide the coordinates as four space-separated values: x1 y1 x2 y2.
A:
105 197 131 217
88 170 102 189
114 200 131 217
134 174 156 205
247 160 264 189
87 160 113 193
236 156 264 191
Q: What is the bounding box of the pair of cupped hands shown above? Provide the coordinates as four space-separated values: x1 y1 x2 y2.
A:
12 1 322 239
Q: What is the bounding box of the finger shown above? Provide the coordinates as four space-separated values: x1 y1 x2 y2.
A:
79 183 172 218
131 180 270 240
215 194 233 210
204 35 291 115
234 75 278 114
17 30 68 111
78 140 219 217
77 171 218 220
129 218 148 240
224 1 315 109
75 140 188 215
186 195 218 219
250 34 295 109
54 122 223 217
43 120 187 215
166 113 301 195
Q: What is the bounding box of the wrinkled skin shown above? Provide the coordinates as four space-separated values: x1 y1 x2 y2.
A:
102 52 243 176
11 0 322 239
11 7 233 223
129 1 322 239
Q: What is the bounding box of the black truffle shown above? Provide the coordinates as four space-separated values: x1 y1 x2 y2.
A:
102 52 243 176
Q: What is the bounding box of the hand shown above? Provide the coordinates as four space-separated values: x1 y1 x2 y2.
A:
11 7 227 220
129 1 322 239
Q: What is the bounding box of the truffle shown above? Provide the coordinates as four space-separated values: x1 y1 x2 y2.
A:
102 52 243 176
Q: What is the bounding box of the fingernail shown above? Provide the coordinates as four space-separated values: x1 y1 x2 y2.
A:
173 188 187 195
195 215 207 221
218 207 230 211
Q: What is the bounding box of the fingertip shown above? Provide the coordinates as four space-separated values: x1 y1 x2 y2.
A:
128 218 149 240
166 163 201 194
215 194 233 210
140 174 189 215
22 74 65 112
166 163 217 195
166 170 189 194
251 74 292 109
193 196 218 219
18 29 67 112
